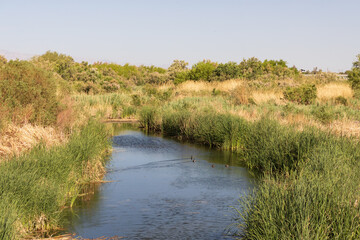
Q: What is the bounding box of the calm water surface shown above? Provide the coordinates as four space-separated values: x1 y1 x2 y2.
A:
66 124 255 239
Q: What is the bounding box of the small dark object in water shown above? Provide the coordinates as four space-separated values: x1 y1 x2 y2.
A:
225 164 229 168
212 164 215 168
192 159 196 163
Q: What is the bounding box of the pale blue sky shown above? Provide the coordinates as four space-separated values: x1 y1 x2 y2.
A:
0 0 359 71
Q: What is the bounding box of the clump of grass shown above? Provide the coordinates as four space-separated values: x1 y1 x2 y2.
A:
0 120 111 239
139 106 160 131
311 105 339 124
236 136 360 239
231 86 252 105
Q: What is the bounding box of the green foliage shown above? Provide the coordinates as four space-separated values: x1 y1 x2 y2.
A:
34 51 76 81
241 119 320 173
0 121 110 238
311 105 342 124
348 54 360 94
33 52 127 93
188 60 217 81
262 59 296 78
139 106 159 131
239 57 263 80
213 62 242 81
173 71 189 84
283 84 317 105
236 135 360 239
0 60 59 125
168 60 190 84
95 63 167 86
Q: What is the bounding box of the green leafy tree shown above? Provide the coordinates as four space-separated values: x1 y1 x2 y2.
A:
189 60 217 82
168 60 189 84
239 57 263 80
213 62 242 81
33 51 76 81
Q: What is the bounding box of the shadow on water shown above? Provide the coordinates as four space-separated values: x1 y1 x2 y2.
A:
64 123 256 239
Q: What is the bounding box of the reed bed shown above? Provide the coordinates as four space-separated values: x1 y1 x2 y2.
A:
0 120 111 239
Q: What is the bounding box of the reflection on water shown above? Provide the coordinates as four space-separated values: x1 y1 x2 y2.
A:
66 124 255 239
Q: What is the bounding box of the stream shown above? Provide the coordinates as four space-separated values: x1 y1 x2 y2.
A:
65 124 255 239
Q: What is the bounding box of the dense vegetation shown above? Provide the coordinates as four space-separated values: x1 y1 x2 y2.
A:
0 51 359 239
0 121 110 239
347 54 360 98
0 60 59 129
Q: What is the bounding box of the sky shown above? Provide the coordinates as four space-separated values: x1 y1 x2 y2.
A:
0 0 359 72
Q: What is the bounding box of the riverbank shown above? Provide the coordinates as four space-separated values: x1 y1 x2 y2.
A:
0 120 111 239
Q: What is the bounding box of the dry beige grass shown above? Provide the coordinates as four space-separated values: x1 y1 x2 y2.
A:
230 108 259 122
329 119 360 138
176 79 245 93
176 81 213 93
216 79 245 92
0 124 67 159
252 91 283 104
317 82 353 102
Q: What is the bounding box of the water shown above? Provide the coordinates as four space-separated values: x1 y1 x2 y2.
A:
66 125 255 239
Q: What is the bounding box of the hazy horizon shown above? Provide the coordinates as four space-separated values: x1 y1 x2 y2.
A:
1 0 359 72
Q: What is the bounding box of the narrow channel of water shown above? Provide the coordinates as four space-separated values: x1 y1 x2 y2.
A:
66 124 255 239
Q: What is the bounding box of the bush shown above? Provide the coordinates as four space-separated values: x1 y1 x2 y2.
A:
0 60 59 125
188 60 217 82
347 54 360 94
239 57 263 80
283 84 317 105
213 62 242 81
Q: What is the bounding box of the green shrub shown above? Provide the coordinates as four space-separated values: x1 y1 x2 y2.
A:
188 60 217 82
173 71 189 85
283 84 317 105
213 62 242 81
347 54 360 92
239 57 263 80
0 60 59 125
